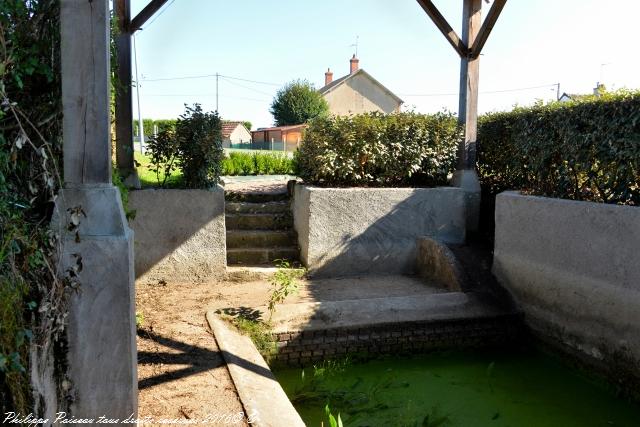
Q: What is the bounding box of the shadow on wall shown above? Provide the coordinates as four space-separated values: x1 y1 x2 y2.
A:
128 187 227 282
293 186 466 278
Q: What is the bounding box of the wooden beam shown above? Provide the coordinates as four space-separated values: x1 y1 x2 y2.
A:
416 0 468 58
115 0 135 175
130 0 169 32
469 0 507 59
60 0 111 184
458 0 482 170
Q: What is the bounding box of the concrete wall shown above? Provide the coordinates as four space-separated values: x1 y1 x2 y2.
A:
323 72 401 116
493 191 640 393
129 186 226 282
292 185 465 277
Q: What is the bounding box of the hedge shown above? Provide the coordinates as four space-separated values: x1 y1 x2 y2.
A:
296 112 462 187
477 91 640 206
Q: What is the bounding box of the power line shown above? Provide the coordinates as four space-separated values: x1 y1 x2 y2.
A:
142 0 175 29
399 83 558 97
142 72 282 87
220 76 275 97
143 93 271 103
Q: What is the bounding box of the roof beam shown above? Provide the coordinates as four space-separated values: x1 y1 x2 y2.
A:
416 0 469 58
130 0 169 32
469 0 507 59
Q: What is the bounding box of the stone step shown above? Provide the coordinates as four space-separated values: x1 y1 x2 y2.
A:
227 230 297 249
225 213 293 231
225 191 289 203
227 247 299 265
225 201 289 215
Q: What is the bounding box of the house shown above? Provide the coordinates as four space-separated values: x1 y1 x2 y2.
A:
222 121 252 148
251 124 306 152
319 55 403 116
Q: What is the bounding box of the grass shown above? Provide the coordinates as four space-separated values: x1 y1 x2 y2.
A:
134 152 183 188
134 149 295 188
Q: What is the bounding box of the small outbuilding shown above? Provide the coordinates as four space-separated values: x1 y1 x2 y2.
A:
222 121 252 148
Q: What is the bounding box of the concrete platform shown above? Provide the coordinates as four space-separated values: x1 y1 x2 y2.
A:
262 291 515 333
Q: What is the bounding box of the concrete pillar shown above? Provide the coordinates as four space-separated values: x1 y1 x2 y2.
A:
57 0 137 422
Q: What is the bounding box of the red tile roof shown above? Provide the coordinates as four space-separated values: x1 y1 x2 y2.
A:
221 121 245 138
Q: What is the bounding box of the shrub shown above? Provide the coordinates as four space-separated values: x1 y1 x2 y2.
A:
222 151 294 176
146 104 223 188
295 112 461 187
477 91 640 205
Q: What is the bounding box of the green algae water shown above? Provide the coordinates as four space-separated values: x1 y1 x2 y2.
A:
273 350 640 427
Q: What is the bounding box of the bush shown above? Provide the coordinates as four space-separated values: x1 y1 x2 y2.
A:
222 151 294 176
146 104 223 188
295 112 461 187
477 91 640 205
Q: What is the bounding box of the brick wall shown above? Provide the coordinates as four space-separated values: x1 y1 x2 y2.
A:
270 315 522 367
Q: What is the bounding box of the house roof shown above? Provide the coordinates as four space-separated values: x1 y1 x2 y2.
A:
318 69 403 105
221 121 247 138
253 124 307 132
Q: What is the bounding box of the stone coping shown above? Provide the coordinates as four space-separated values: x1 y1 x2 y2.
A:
206 313 305 427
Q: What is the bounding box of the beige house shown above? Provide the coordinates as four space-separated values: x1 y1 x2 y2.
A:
319 55 403 116
221 121 252 148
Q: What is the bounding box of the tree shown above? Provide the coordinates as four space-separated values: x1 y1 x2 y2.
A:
242 121 252 131
270 79 329 126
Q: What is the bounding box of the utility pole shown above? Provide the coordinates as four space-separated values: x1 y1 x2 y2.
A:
556 83 560 101
133 33 144 153
216 72 219 113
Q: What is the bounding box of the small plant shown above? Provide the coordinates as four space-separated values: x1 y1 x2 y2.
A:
135 312 144 328
145 129 179 187
324 404 344 427
268 260 305 320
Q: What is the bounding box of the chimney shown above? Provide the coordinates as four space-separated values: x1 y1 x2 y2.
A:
350 54 359 74
325 68 333 86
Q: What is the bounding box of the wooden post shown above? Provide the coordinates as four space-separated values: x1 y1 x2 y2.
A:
115 0 136 176
60 0 111 185
458 0 482 170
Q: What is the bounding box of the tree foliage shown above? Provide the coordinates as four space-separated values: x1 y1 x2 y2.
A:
270 79 329 126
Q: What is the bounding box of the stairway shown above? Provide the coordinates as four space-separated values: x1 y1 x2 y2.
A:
225 190 300 266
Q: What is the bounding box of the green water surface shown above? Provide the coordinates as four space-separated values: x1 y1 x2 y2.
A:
273 350 640 427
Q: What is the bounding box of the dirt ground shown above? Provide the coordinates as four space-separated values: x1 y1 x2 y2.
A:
136 272 439 425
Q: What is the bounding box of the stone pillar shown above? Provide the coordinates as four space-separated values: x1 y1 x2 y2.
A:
57 0 137 422
452 0 482 232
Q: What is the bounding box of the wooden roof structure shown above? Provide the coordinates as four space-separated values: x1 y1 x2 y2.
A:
113 0 507 181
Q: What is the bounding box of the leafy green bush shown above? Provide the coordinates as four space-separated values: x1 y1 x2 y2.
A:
146 104 223 188
477 91 640 205
222 151 294 176
296 112 461 187
1 0 63 413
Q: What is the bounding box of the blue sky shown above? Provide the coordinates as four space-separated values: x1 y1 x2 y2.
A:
129 0 640 129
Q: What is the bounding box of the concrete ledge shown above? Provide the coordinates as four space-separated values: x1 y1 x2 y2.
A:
493 191 640 393
129 186 226 282
292 185 466 277
206 313 305 427
265 292 516 333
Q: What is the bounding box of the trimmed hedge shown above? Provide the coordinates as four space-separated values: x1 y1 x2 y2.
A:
222 151 294 176
477 91 640 206
296 112 462 187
